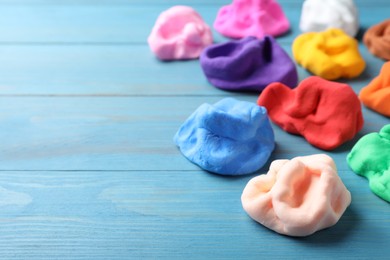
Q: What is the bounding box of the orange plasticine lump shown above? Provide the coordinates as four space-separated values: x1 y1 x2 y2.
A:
359 61 390 117
292 28 365 80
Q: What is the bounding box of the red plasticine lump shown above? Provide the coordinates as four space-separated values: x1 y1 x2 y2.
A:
257 76 364 150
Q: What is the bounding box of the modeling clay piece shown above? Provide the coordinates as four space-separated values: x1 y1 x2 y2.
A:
174 98 275 175
300 0 359 37
293 28 365 80
242 154 351 236
347 125 390 202
360 62 390 117
214 0 290 39
257 76 364 150
148 6 213 60
200 36 298 92
364 20 390 60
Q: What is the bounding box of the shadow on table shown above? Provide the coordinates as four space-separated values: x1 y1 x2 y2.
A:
356 26 367 42
331 131 365 154
292 204 360 245
244 204 361 245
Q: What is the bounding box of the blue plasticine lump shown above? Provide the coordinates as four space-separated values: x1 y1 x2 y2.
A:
174 98 275 175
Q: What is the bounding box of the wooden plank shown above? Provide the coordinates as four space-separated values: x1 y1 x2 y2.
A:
0 45 385 96
0 170 388 259
0 1 387 259
0 4 285 44
0 0 385 6
0 45 226 96
0 4 387 44
0 96 387 171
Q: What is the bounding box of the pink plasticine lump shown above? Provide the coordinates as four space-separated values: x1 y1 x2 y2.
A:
148 6 213 60
214 0 290 39
241 154 351 236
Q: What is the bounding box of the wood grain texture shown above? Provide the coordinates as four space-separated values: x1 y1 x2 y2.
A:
0 0 388 259
0 96 387 172
0 170 388 259
0 45 385 96
0 3 386 44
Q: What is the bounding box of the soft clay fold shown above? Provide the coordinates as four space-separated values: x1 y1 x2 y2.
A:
148 6 213 60
241 154 352 236
360 61 390 117
214 0 290 39
347 125 390 202
200 36 298 92
300 0 359 37
293 28 365 80
257 76 364 150
174 98 275 175
363 19 390 60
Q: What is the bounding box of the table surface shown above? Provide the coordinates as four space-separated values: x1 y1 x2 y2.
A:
0 0 389 259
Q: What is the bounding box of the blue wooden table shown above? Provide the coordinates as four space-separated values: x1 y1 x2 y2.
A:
0 0 389 259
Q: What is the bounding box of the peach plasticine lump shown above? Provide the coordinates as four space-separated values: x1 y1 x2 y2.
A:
148 6 213 60
241 154 352 236
293 28 365 80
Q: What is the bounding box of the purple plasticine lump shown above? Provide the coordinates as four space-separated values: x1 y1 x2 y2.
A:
199 36 298 92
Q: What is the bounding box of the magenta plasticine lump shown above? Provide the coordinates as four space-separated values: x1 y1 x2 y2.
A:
214 0 290 39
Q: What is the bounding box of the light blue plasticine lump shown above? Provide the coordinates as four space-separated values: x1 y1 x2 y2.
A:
174 98 275 175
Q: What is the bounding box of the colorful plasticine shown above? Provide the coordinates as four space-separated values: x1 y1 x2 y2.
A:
199 36 298 92
347 125 390 202
359 61 390 117
293 28 365 80
300 0 359 37
148 6 213 60
257 76 364 150
214 0 290 39
174 98 275 175
241 154 352 236
364 19 390 60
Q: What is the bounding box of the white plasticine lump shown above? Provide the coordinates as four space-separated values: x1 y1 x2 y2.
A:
300 0 359 37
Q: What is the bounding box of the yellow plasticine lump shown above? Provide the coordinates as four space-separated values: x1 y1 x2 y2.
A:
293 28 365 80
